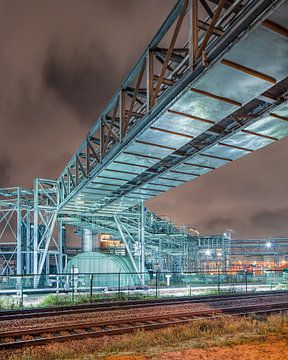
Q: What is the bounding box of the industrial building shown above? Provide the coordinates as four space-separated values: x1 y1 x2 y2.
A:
0 185 287 288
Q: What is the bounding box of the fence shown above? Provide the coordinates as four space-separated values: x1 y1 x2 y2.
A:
0 269 287 307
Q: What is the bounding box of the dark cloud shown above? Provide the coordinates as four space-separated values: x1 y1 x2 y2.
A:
0 0 176 189
40 152 73 180
203 217 236 232
44 43 119 122
0 154 12 187
249 208 288 237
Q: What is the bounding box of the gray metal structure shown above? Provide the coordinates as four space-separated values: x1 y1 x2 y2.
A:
231 238 288 268
0 0 288 282
0 188 33 275
0 184 64 280
62 204 231 273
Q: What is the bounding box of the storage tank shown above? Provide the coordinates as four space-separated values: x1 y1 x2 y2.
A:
65 252 141 287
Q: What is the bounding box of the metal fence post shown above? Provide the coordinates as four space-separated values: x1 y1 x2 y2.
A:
245 270 248 293
56 275 59 294
71 265 75 304
90 273 94 302
156 271 158 298
217 264 221 294
20 275 24 308
118 270 121 300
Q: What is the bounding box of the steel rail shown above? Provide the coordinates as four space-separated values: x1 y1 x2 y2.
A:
0 291 287 321
0 301 287 350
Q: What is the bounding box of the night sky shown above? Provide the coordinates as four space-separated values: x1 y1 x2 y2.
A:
0 0 287 239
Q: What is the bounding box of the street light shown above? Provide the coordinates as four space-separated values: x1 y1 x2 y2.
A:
266 241 272 248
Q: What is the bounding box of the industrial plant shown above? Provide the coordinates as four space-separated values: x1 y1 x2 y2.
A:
0 0 288 292
0 0 288 357
0 183 288 291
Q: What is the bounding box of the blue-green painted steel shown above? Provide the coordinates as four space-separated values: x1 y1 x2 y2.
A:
66 252 141 287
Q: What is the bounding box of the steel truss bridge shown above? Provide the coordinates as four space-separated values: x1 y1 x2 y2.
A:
0 0 288 284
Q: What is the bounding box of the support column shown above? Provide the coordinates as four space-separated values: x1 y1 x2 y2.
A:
140 201 145 285
25 211 32 274
33 178 59 287
114 215 142 284
16 188 22 276
58 222 63 273
33 179 39 281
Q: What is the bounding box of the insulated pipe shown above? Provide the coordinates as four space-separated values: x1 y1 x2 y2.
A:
82 228 93 252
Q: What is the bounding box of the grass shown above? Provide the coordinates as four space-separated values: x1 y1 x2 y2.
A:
39 293 155 307
3 312 288 360
0 297 21 310
0 292 156 310
38 289 246 308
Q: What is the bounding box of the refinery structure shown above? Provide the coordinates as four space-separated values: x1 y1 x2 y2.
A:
1 0 288 286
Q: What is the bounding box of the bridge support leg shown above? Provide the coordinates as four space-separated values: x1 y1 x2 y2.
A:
16 187 22 277
33 179 59 288
140 201 145 285
114 215 142 285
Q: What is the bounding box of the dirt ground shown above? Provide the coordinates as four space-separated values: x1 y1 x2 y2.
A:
103 339 288 360
156 339 288 360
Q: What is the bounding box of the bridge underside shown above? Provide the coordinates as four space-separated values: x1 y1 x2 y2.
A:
58 0 288 219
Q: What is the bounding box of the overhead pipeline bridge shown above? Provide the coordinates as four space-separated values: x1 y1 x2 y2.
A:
57 0 288 220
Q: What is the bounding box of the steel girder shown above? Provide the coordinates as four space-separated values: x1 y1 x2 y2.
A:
33 179 64 286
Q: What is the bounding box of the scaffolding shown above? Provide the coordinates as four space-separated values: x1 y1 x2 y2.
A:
0 182 63 283
0 188 33 275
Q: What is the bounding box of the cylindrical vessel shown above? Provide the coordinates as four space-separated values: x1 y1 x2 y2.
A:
82 228 93 252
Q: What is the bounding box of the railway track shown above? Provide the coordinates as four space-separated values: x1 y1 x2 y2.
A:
0 300 287 350
0 290 287 321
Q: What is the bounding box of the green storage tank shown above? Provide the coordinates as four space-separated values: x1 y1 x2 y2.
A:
65 252 141 288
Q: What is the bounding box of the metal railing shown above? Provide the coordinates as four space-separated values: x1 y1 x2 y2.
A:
0 269 286 308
